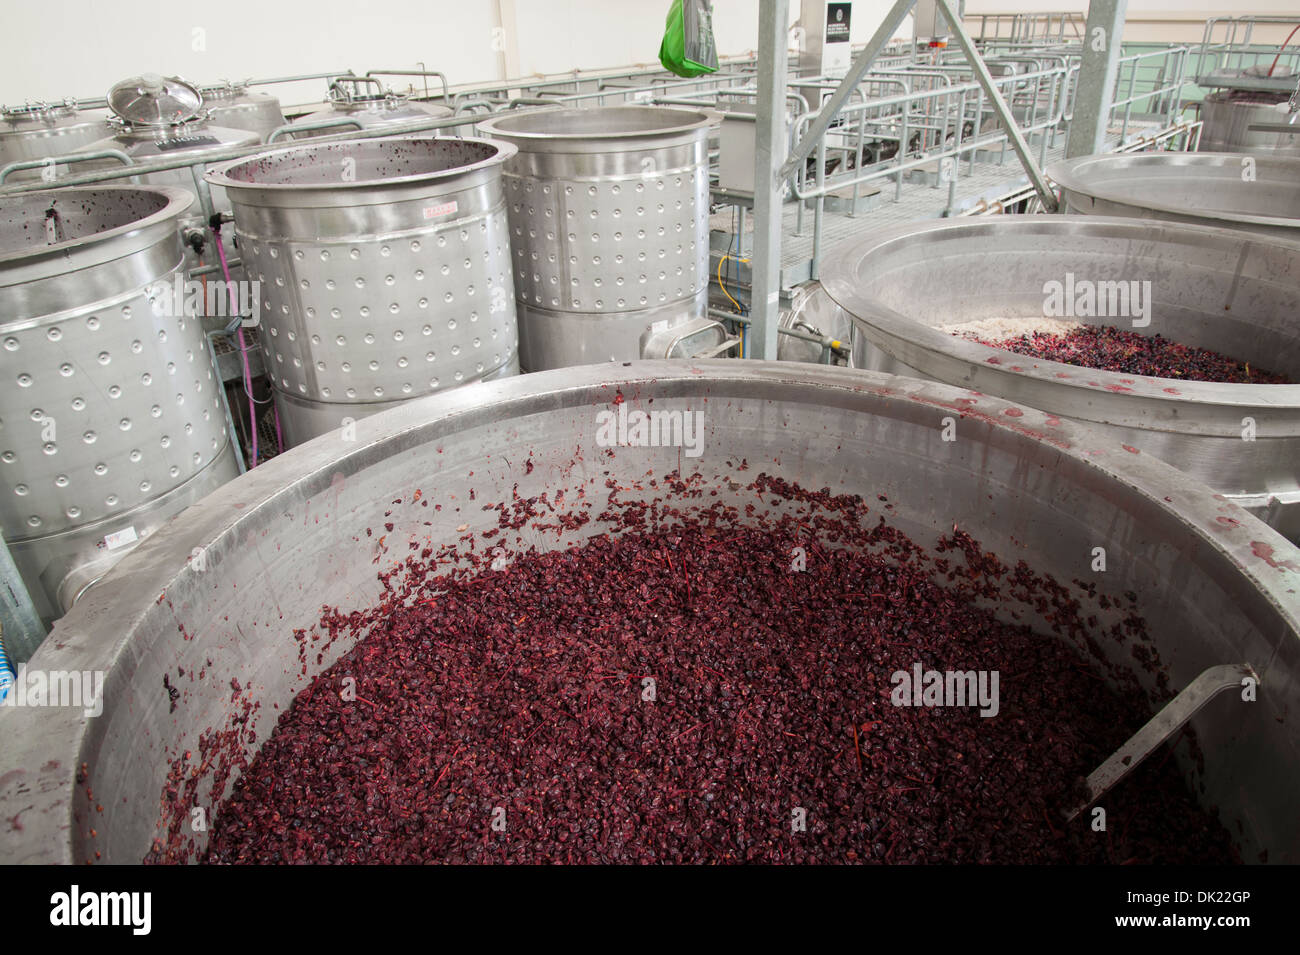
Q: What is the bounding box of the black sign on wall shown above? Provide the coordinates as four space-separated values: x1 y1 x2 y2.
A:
826 3 852 42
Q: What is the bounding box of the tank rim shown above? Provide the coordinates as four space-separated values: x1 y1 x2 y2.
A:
1047 151 1300 234
823 214 1300 409
0 183 194 269
477 105 717 142
204 134 516 193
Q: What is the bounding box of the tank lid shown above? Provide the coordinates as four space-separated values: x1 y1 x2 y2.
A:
107 74 202 127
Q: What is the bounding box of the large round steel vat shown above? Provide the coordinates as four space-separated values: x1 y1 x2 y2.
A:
0 102 112 182
0 361 1295 864
77 76 263 301
78 118 260 193
1048 152 1300 242
476 106 714 371
294 78 454 139
822 216 1300 540
0 186 239 625
197 82 286 142
205 136 520 446
1200 90 1300 157
79 75 262 192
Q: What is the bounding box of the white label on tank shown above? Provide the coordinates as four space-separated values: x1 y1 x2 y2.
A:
104 527 139 550
423 200 460 219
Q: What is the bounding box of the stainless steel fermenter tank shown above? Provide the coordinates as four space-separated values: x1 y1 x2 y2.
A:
294 77 455 139
78 75 263 194
77 75 263 300
206 136 520 446
1047 152 1300 243
477 106 714 371
1200 91 1300 157
821 215 1300 540
0 102 112 182
0 186 239 626
196 81 286 141
1 363 1297 862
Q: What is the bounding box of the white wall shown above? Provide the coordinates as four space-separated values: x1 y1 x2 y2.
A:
0 1 1294 106
0 1 915 107
506 1 912 76
0 0 501 107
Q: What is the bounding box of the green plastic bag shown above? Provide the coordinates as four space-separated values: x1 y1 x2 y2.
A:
659 0 718 78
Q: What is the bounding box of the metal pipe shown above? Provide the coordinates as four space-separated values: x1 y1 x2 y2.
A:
519 72 753 107
188 165 216 222
440 60 755 104
0 149 135 185
28 71 356 115
367 69 452 103
246 70 355 88
934 0 1059 212
779 0 918 183
0 112 484 195
791 125 1043 200
655 90 810 120
812 135 826 279
453 99 497 115
791 65 1066 122
1122 50 1138 143
266 117 365 143
706 306 841 351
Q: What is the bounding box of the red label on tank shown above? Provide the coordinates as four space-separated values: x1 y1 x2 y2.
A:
423 200 459 219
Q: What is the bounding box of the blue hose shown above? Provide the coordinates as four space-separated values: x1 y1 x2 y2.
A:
0 628 14 703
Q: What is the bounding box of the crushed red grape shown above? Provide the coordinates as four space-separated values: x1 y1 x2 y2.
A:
968 325 1288 384
188 474 1237 865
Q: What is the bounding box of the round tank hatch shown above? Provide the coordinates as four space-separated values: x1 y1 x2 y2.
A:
107 73 202 127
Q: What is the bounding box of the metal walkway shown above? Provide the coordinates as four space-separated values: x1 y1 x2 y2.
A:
712 118 1172 287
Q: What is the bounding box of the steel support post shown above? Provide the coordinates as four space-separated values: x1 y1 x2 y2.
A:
1065 0 1129 158
749 0 791 360
936 0 1060 211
